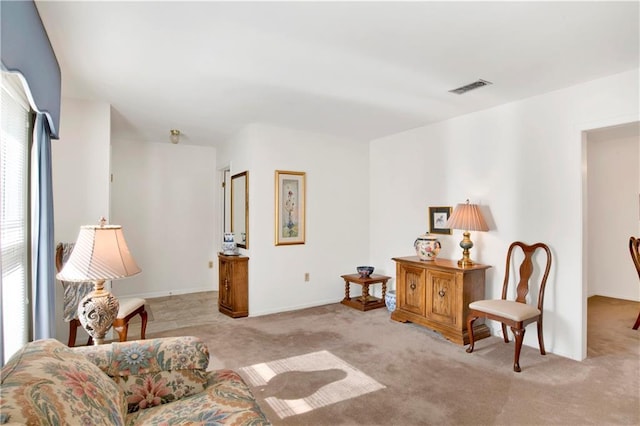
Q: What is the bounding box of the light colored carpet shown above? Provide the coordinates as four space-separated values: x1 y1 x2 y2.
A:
240 350 385 419
147 293 640 425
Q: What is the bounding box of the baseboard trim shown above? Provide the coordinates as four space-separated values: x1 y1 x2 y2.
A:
114 286 216 300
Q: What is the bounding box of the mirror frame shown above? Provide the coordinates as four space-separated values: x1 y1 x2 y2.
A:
231 171 249 249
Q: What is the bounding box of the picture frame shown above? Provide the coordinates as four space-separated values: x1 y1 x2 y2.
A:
275 170 306 245
429 206 452 235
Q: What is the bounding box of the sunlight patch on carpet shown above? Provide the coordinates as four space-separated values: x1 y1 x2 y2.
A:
240 350 385 419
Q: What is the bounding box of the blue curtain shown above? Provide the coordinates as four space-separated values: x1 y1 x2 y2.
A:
32 113 55 339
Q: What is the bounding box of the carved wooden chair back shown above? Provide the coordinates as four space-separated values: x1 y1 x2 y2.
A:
466 241 552 372
501 241 552 308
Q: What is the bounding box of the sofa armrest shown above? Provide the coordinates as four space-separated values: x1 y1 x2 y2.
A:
72 336 210 413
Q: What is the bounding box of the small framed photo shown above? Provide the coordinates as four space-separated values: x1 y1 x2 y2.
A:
275 170 306 245
429 206 452 235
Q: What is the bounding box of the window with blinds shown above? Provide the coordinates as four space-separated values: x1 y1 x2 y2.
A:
1 72 31 364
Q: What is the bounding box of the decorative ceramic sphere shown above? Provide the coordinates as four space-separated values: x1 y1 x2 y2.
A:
414 233 441 261
356 266 374 277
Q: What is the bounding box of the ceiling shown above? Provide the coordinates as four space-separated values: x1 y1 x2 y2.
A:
35 1 639 147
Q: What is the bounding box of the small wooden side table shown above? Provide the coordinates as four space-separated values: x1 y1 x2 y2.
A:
340 273 391 311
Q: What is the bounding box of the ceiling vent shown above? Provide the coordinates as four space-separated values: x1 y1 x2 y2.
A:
449 79 492 95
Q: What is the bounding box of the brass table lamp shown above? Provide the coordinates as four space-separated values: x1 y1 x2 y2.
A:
446 200 489 267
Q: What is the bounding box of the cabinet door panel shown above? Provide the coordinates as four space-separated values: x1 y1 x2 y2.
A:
219 260 233 309
400 266 425 315
426 270 459 326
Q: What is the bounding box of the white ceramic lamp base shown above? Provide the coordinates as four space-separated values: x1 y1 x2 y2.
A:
77 280 119 345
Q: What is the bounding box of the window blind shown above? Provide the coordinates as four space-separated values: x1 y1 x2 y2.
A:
1 72 30 364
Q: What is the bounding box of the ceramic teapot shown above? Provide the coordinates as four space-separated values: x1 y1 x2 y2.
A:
414 233 441 261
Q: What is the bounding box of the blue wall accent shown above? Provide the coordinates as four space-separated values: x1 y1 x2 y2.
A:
1 0 61 139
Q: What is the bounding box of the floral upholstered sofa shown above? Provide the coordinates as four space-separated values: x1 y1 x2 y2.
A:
0 336 270 425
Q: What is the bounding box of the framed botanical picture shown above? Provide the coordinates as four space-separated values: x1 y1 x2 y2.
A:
429 206 452 235
275 170 306 245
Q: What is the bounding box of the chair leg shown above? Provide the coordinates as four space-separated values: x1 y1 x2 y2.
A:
633 311 640 330
511 327 525 373
537 319 546 355
113 305 148 342
501 323 509 343
466 315 478 353
68 320 79 347
69 319 93 346
139 308 148 340
115 323 129 342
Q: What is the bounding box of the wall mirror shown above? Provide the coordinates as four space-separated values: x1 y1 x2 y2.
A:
231 171 249 249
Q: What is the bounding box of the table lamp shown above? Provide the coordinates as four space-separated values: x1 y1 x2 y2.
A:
56 218 141 344
446 200 489 267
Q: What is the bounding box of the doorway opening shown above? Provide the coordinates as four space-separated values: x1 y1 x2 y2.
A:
584 121 640 358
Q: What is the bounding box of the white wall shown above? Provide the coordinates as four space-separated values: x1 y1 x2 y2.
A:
52 98 111 242
370 69 639 361
220 124 371 316
587 123 640 299
110 138 218 298
51 97 111 343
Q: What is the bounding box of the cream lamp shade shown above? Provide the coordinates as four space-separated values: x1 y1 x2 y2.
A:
57 218 140 344
57 225 141 282
446 200 489 267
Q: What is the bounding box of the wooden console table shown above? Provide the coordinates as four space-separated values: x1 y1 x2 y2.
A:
340 273 391 311
391 257 491 345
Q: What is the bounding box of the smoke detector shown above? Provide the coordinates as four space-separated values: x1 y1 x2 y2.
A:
449 79 492 95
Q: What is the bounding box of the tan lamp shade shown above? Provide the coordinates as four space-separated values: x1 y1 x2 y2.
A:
445 200 489 267
446 201 489 232
56 224 141 282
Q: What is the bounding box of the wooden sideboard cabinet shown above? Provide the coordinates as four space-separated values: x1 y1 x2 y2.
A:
391 256 491 345
218 253 249 318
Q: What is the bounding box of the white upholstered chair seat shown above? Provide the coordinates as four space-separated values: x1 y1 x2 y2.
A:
469 300 540 322
117 297 146 318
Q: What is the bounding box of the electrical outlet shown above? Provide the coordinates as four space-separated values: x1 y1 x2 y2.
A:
208 261 214 268
304 273 310 282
